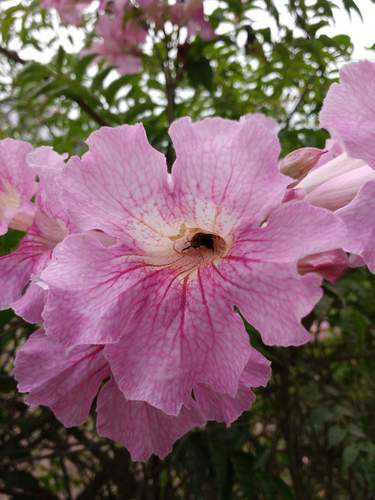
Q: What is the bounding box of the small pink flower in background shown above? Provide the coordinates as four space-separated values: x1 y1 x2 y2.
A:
37 116 344 427
0 139 36 236
91 2 147 75
171 0 214 41
41 0 91 25
15 328 271 460
0 147 70 323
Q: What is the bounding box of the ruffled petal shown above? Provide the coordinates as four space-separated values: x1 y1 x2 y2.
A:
319 61 375 168
212 256 322 346
236 201 346 263
169 116 289 230
58 125 170 240
337 180 375 273
0 238 50 310
12 283 46 323
104 265 252 415
14 330 109 426
96 379 204 462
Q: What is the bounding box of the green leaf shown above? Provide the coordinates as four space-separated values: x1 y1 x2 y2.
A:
0 229 24 256
343 444 361 469
187 55 214 91
328 426 346 447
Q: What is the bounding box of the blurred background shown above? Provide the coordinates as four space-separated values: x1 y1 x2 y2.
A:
1 0 375 498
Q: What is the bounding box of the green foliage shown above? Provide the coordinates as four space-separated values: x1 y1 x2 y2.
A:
1 0 375 498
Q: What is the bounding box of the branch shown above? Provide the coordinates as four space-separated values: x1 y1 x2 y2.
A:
0 44 25 64
284 75 314 129
0 44 110 127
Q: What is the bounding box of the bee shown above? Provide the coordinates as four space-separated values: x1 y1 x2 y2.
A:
183 232 216 251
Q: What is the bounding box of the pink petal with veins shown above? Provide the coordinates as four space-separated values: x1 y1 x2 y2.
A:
15 330 109 426
320 61 375 168
97 379 204 461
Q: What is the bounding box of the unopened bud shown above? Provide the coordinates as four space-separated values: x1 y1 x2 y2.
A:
280 147 327 180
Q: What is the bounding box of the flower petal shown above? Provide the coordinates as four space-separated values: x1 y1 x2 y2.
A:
298 249 349 284
194 384 255 426
41 232 149 345
104 266 252 415
336 180 375 273
169 116 289 230
12 283 46 323
14 329 109 426
0 238 50 311
96 379 204 461
236 201 346 263
213 257 322 346
319 61 375 168
59 125 170 240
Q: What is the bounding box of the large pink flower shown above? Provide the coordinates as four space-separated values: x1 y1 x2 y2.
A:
0 147 70 323
40 116 345 418
0 139 36 236
15 328 271 460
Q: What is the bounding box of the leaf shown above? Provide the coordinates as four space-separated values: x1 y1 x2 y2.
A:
328 426 346 447
187 55 214 91
0 229 24 256
343 444 361 469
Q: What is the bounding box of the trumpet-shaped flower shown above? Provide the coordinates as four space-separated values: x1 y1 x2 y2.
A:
40 116 345 418
0 147 70 322
15 328 271 460
0 139 36 236
319 60 375 169
287 61 375 273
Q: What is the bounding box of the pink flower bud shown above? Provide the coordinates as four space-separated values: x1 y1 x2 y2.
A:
280 147 327 180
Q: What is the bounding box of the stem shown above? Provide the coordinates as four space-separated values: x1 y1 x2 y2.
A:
163 63 177 172
0 44 25 64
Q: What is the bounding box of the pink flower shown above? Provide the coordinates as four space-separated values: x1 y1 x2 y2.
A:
0 139 37 236
39 116 345 419
294 148 375 211
15 328 271 460
41 0 91 25
336 181 375 273
90 5 147 75
319 60 375 169
298 249 349 283
290 61 375 272
0 147 70 323
170 0 214 41
279 147 327 181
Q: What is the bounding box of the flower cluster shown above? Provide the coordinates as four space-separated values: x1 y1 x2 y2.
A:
1 61 374 461
42 0 214 74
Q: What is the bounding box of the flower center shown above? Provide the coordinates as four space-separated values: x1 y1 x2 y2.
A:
180 230 227 257
0 183 21 216
168 227 228 277
138 221 230 281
